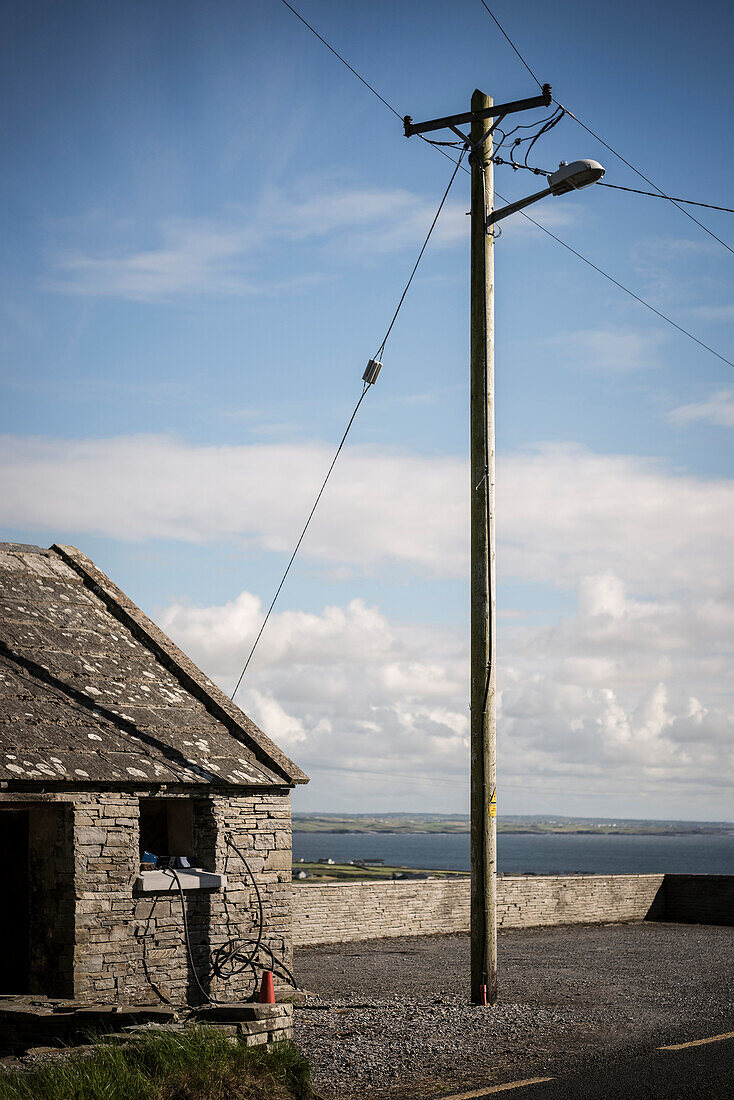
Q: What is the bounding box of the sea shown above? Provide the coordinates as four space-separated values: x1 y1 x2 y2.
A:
292 831 734 876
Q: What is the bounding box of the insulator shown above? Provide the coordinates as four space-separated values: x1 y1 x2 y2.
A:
362 359 382 385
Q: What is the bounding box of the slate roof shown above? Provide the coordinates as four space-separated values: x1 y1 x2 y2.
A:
0 544 308 788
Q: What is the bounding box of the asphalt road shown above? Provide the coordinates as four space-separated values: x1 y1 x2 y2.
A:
435 1039 734 1099
432 1039 734 1099
295 922 734 1099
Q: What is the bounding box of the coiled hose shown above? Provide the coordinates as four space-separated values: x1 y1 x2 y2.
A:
165 832 298 1005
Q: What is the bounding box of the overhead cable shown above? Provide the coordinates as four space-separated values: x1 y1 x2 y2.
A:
278 0 734 373
507 205 734 370
495 159 734 212
476 0 544 90
556 103 734 257
230 151 466 698
597 182 734 214
280 0 403 119
473 0 734 255
444 156 734 369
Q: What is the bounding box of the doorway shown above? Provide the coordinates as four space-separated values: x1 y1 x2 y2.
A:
0 811 29 994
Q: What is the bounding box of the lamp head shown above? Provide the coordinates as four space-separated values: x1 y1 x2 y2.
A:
548 158 605 195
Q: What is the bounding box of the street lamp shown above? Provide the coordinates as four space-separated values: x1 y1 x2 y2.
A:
487 159 605 226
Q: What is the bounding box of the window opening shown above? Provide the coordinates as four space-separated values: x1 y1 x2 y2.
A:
139 799 193 869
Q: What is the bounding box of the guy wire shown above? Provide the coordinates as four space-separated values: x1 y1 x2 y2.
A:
230 151 466 698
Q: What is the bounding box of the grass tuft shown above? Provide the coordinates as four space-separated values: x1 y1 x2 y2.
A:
0 1028 313 1100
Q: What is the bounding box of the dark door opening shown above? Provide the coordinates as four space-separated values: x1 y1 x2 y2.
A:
0 811 29 994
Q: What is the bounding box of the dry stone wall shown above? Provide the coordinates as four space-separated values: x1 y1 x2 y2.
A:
291 874 667 946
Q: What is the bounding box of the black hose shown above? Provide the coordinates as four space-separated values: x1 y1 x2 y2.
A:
164 834 298 1005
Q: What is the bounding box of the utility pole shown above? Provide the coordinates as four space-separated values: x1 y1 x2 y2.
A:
403 81 552 1007
469 89 497 1007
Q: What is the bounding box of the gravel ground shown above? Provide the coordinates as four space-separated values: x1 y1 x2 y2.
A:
294 921 734 1099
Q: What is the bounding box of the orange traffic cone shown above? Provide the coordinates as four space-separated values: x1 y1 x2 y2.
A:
258 970 275 1004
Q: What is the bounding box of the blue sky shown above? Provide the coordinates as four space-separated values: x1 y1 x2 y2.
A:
2 0 733 820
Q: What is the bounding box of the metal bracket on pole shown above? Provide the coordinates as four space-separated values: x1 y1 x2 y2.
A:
470 114 507 159
403 84 551 138
449 125 470 145
486 183 554 227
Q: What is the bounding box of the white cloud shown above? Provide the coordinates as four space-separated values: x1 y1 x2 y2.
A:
668 390 734 428
43 170 583 303
501 444 734 596
160 591 470 791
499 571 734 809
549 327 664 372
2 435 734 599
691 304 734 322
3 428 731 815
157 572 734 818
0 433 466 574
45 181 468 301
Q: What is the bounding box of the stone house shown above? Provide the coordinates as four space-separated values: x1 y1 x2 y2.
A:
0 543 307 1007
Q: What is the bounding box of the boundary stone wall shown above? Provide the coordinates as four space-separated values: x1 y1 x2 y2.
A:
291 874 667 946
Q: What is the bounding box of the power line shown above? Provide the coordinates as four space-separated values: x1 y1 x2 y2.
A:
508 204 734 370
279 0 452 164
412 155 734 370
597 181 734 215
473 0 734 255
230 151 466 697
494 157 734 213
278 0 734 372
280 0 403 120
476 0 544 90
556 102 734 257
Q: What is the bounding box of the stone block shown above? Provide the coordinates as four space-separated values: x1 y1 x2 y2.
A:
75 828 108 844
197 1003 291 1023
239 1032 266 1046
264 850 290 871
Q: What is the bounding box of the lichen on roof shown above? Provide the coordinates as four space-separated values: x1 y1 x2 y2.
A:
0 544 308 788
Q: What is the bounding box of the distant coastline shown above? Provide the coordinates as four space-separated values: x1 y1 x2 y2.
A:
293 813 734 837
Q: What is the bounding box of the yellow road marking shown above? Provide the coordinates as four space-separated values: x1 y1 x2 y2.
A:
438 1078 554 1099
659 1030 734 1051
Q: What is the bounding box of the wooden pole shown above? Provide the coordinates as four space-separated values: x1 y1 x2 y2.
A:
469 88 497 1006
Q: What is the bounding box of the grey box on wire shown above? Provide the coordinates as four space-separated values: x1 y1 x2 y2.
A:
362 359 382 385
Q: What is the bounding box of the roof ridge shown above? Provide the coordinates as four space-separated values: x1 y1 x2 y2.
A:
51 545 308 786
0 543 50 555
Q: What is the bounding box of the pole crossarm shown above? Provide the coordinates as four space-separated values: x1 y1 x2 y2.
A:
403 84 551 137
